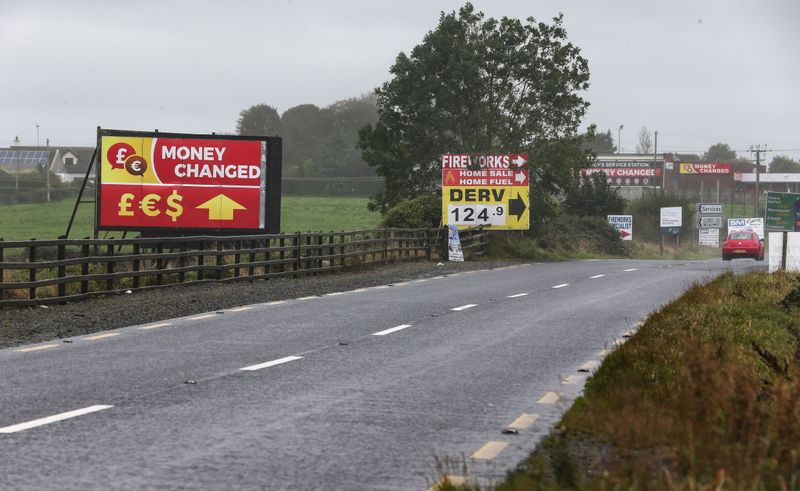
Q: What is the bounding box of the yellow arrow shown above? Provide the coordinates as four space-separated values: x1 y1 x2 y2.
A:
196 194 246 221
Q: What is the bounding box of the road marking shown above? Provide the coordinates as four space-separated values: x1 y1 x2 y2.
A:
623 268 638 272
351 288 369 293
449 273 462 277
0 405 113 434
325 292 345 296
561 375 581 385
413 279 427 283
463 270 476 274
589 274 605 279
372 324 412 336
373 285 390 289
239 355 303 372
297 296 317 301
190 314 216 320
266 300 286 305
430 276 445 280
427 475 467 491
552 283 569 289
139 322 172 330
579 360 600 371
451 304 477 311
537 392 560 404
598 349 611 358
471 441 508 460
507 293 529 298
393 282 409 286
508 413 539 429
83 333 120 341
229 306 253 312
15 344 58 353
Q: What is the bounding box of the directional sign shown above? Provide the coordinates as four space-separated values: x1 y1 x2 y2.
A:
98 129 280 232
697 203 723 215
607 215 633 241
699 228 720 247
442 154 529 230
765 191 800 231
697 216 723 228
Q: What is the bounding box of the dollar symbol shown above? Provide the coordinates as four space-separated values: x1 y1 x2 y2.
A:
118 193 134 216
166 190 184 222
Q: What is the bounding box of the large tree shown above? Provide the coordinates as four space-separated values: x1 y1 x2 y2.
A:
582 129 616 154
237 104 281 136
769 155 800 173
703 143 737 162
358 3 591 216
635 126 652 154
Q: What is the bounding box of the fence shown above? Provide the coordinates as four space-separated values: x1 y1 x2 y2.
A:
0 227 487 307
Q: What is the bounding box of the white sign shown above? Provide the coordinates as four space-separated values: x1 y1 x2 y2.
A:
665 162 673 170
660 207 682 227
698 216 723 228
727 217 764 240
607 214 633 241
447 225 464 262
697 203 723 215
699 227 720 247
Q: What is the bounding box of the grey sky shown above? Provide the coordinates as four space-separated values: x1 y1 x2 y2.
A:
2 0 798 161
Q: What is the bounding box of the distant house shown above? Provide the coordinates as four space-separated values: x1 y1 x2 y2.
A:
0 145 95 183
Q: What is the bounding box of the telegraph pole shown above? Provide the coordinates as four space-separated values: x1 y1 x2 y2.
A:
749 144 770 217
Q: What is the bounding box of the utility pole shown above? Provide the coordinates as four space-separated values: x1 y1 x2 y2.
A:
618 125 623 154
749 144 770 217
654 130 660 193
45 138 50 202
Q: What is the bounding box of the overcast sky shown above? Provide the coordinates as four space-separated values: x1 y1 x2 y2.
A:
2 0 798 161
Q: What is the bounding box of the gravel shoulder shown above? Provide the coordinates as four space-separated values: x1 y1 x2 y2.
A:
0 259 518 349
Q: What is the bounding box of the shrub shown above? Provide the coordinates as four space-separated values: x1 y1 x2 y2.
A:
626 192 695 243
381 194 440 229
563 172 626 218
537 213 626 256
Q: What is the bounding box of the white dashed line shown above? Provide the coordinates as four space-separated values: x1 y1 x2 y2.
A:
507 293 529 298
372 324 412 336
561 375 582 385
393 282 409 286
427 475 467 491
297 296 317 301
351 288 369 293
83 333 120 341
508 413 539 429
471 441 508 460
589 274 605 279
15 344 58 353
325 292 345 296
139 322 172 330
0 405 113 434
623 268 638 272
372 285 390 289
413 279 427 283
189 314 216 320
239 356 303 372
229 306 253 312
579 360 600 371
451 304 477 311
537 392 560 404
552 283 569 289
266 300 286 305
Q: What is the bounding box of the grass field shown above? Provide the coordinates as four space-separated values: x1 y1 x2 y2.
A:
0 197 381 241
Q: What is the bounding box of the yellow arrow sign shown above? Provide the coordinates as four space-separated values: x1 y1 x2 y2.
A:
196 194 246 221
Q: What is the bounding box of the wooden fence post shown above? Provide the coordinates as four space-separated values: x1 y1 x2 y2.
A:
106 244 114 292
197 240 204 281
178 245 187 283
234 239 242 278
57 242 66 298
294 232 301 277
28 243 36 301
132 243 141 289
216 240 224 279
0 239 4 302
81 243 89 294
156 242 164 285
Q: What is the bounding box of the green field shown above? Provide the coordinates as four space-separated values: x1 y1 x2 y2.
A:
0 197 381 241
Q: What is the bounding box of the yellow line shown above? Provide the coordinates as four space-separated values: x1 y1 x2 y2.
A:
189 314 216 320
426 475 467 491
471 440 508 460
229 306 253 312
83 332 120 341
15 344 58 353
140 322 172 330
508 413 539 429
537 391 560 404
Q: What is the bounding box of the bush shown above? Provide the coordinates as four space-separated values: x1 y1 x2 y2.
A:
381 194 440 229
626 192 695 243
563 172 626 218
537 213 627 256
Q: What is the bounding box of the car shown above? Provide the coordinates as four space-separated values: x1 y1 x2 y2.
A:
722 229 764 261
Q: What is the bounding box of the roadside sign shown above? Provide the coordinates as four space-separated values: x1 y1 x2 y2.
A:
607 215 633 241
98 129 281 233
697 216 723 228
765 191 800 231
727 217 764 239
660 207 682 227
699 228 720 247
442 154 529 230
697 203 723 215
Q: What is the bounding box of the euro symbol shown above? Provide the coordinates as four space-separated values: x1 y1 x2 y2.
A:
165 190 184 222
140 194 161 217
118 193 134 216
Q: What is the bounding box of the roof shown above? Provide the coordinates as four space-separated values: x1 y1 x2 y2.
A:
0 146 95 174
735 173 800 183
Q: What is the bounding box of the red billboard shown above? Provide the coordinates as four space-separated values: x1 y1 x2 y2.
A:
97 130 280 232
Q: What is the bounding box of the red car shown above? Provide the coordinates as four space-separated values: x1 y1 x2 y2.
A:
722 229 764 261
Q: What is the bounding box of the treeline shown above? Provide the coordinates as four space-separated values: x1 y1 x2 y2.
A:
236 94 378 178
0 169 80 205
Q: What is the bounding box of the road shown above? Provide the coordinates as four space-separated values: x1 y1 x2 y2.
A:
0 258 763 490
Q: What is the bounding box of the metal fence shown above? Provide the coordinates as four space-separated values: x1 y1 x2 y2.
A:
0 228 487 307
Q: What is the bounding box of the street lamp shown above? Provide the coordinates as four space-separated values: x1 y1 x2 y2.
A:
618 125 624 154
36 123 40 147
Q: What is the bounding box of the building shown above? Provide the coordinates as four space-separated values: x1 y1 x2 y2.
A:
0 144 95 183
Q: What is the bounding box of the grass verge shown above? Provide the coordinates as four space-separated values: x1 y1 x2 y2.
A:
470 271 800 489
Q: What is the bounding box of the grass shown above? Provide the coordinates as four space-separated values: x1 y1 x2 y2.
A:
0 196 380 241
462 272 800 490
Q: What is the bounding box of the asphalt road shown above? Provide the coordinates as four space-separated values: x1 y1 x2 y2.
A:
0 258 764 490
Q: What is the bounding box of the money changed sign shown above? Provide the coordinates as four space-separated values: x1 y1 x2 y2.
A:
97 129 281 232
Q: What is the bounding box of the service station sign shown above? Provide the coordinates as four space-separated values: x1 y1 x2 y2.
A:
442 154 530 230
97 129 281 232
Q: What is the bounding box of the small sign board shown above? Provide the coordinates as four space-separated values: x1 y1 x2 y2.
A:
607 214 633 241
727 217 764 239
697 216 723 228
699 228 720 247
447 225 464 262
660 207 682 227
765 191 800 231
697 203 723 215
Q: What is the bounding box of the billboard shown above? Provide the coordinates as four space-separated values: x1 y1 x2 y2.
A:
678 162 733 174
442 154 529 230
607 215 632 240
584 159 662 187
728 218 764 239
97 129 281 233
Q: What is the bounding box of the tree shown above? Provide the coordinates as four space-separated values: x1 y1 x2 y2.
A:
236 104 281 136
564 172 625 218
358 3 591 216
703 143 736 162
769 155 800 173
581 129 616 154
635 126 652 154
